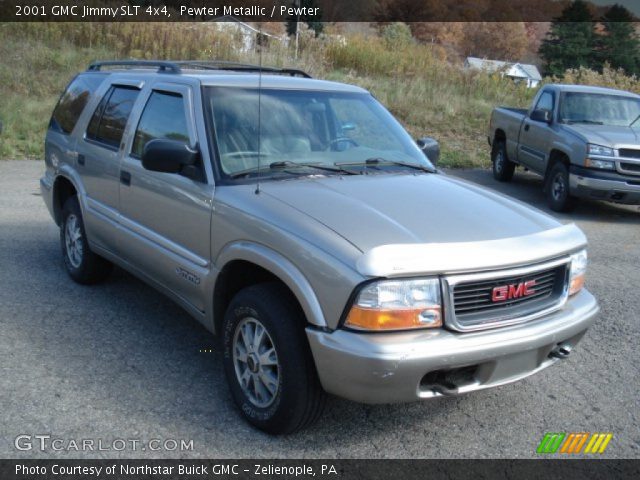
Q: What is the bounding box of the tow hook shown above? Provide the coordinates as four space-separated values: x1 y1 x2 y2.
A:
549 343 573 360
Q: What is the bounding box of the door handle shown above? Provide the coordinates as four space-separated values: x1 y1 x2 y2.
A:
77 154 85 166
120 170 131 186
524 123 530 132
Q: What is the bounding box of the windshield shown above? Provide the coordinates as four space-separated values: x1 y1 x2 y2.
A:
205 87 433 179
559 92 640 127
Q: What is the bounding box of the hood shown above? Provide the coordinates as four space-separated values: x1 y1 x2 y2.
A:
564 123 640 147
261 173 559 253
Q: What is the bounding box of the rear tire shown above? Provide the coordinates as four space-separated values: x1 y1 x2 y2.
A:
547 163 575 212
222 283 326 434
492 140 515 182
60 196 113 284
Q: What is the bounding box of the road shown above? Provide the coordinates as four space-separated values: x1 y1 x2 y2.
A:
0 160 638 459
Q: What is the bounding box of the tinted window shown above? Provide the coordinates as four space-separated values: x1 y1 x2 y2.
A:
535 91 554 112
86 86 139 149
50 74 105 134
132 91 190 157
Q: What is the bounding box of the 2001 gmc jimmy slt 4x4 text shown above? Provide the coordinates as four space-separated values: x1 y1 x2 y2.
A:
41 61 599 434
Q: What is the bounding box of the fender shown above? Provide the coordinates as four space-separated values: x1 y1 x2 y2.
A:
53 165 88 223
214 241 328 328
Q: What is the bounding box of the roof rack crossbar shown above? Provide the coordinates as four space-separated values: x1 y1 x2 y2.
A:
87 60 181 74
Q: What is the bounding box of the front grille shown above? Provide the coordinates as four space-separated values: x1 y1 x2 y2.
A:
619 162 640 174
449 263 568 331
619 149 640 159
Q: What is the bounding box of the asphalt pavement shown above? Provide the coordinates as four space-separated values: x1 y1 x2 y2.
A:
0 160 638 458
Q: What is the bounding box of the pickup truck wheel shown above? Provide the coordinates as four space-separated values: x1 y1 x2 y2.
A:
60 196 113 284
222 283 326 434
492 140 515 182
547 163 575 212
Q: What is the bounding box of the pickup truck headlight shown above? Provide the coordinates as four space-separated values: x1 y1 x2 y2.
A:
587 144 615 157
568 250 587 296
345 278 442 331
585 158 615 170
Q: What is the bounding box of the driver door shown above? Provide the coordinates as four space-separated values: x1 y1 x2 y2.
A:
518 90 555 174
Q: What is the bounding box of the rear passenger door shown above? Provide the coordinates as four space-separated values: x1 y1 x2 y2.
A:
118 83 213 312
76 82 141 251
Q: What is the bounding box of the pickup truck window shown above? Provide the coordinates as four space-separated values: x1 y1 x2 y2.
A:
534 91 554 113
49 74 104 135
559 92 640 126
86 86 140 149
132 91 190 158
205 87 429 178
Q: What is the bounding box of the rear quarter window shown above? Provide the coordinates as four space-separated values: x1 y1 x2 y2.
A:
49 74 105 135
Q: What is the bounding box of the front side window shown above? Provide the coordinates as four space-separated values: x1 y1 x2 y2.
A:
205 87 432 179
86 86 140 148
50 74 105 134
559 92 640 126
132 91 190 158
535 91 554 112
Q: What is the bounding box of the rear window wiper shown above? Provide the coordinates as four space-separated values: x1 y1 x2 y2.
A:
335 157 436 173
229 161 357 179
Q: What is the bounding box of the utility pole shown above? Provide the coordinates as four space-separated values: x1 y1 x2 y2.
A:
294 0 301 60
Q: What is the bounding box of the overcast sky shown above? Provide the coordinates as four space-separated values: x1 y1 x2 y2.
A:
589 0 640 15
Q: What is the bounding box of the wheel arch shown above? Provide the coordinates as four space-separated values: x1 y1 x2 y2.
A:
212 242 328 335
544 149 571 191
52 175 79 226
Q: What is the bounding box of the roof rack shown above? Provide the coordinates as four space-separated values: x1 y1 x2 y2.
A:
87 60 182 74
86 60 312 78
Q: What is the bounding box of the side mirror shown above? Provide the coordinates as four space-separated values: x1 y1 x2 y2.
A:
530 108 552 124
142 139 201 179
416 136 440 166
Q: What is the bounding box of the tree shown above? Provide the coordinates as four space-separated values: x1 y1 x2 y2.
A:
286 0 323 37
539 0 597 76
599 4 640 76
459 22 529 61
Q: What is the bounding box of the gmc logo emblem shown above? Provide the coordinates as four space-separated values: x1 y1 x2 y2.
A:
491 280 537 302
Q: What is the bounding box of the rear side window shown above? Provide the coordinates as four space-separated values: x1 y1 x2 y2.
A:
131 91 190 158
49 74 104 134
86 86 140 149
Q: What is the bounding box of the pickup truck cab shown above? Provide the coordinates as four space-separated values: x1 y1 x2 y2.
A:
489 84 640 211
41 61 598 433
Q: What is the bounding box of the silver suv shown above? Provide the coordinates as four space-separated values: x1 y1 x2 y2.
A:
41 61 599 434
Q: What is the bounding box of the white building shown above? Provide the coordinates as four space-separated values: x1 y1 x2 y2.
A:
208 15 286 53
464 57 542 88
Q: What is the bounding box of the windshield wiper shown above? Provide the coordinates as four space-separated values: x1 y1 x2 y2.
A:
567 119 604 125
229 161 356 179
335 157 436 173
629 113 640 127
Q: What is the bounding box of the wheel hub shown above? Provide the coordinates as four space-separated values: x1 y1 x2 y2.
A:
232 317 279 408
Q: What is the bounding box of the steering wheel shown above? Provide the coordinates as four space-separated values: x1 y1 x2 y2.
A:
327 137 358 152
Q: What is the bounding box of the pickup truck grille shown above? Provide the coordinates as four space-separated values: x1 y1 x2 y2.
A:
619 149 640 159
446 262 569 331
619 162 640 174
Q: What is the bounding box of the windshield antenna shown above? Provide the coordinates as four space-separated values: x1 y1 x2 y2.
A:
255 25 264 195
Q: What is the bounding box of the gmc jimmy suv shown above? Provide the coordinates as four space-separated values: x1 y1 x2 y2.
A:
41 61 599 434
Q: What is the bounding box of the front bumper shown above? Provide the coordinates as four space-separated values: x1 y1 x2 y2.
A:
570 165 640 204
307 289 598 404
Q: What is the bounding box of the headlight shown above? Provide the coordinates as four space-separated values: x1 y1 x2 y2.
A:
345 278 442 331
587 144 615 157
585 158 615 170
569 250 587 296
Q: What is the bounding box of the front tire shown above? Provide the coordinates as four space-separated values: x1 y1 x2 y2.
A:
547 163 575 212
222 283 326 434
492 140 515 182
60 196 113 284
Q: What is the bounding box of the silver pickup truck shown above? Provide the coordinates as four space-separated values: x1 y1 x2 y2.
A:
489 84 640 211
41 61 598 434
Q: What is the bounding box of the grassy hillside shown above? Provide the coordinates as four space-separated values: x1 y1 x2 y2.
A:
1 23 637 167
